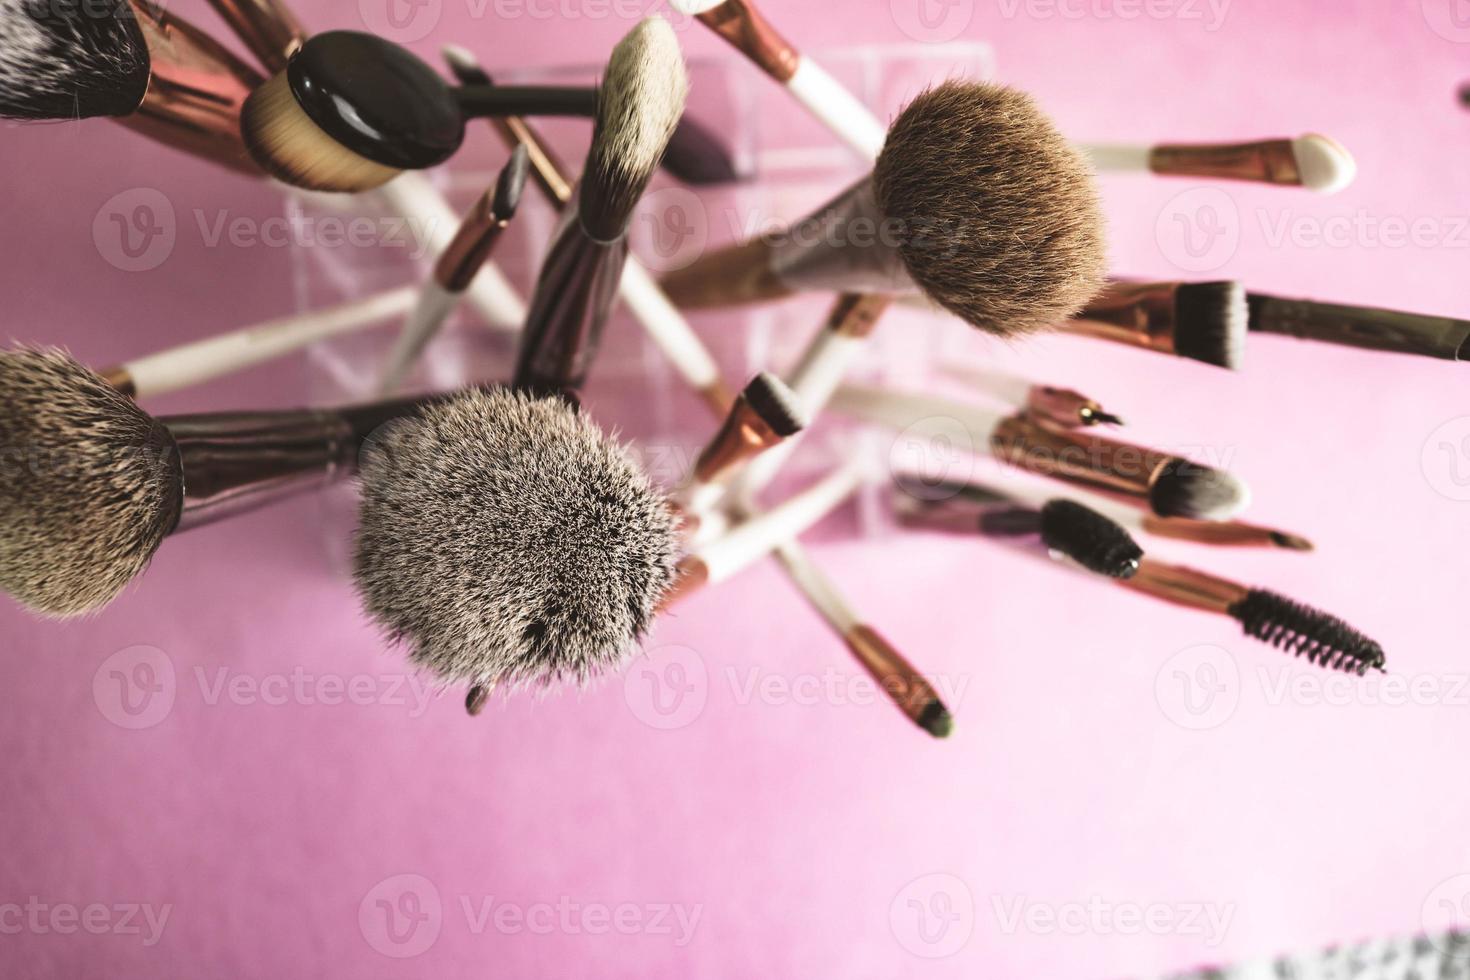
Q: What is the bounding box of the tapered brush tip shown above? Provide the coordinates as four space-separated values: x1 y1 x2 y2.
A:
1174 281 1247 370
918 701 955 739
1039 500 1142 579
663 115 743 185
1291 133 1356 195
873 80 1107 336
0 0 151 120
353 388 679 690
1228 589 1385 674
580 16 689 239
743 372 808 438
1149 459 1250 521
0 348 179 617
440 44 488 84
493 144 531 218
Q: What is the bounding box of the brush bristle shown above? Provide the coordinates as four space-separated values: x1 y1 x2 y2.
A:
241 72 401 193
663 114 742 185
1291 133 1356 195
1 0 151 119
353 388 679 689
872 81 1107 336
1228 588 1385 674
0 348 179 617
1148 458 1250 521
1039 500 1142 579
579 16 689 240
1174 281 1247 370
743 372 807 438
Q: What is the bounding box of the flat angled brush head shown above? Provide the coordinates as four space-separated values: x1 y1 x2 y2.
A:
1 0 151 120
1039 499 1142 579
353 388 679 690
579 16 689 241
1148 458 1250 521
743 372 806 438
1228 589 1385 674
1174 280 1247 369
0 348 179 617
873 81 1106 336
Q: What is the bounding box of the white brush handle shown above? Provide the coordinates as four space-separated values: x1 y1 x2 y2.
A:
618 259 723 393
1076 143 1153 171
697 462 863 584
121 286 417 398
377 282 460 395
374 174 526 331
683 480 727 517
785 57 888 162
769 539 859 632
937 363 1032 408
829 383 1007 447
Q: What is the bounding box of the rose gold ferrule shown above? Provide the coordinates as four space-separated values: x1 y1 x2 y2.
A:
658 557 711 612
1065 280 1181 355
492 116 575 205
1025 385 1118 429
204 0 306 72
99 366 138 398
1121 558 1248 614
697 0 800 83
990 413 1174 506
1140 515 1313 551
434 189 512 292
118 1 265 175
826 292 893 339
1148 139 1303 186
659 237 789 310
693 394 783 485
842 625 945 729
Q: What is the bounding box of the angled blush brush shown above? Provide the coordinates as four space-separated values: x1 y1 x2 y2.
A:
443 44 732 412
1081 133 1356 194
377 146 530 394
1247 293 1470 362
1063 280 1248 370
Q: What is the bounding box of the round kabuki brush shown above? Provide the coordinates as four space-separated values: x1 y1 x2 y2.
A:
0 0 264 172
1081 134 1357 194
660 81 1107 337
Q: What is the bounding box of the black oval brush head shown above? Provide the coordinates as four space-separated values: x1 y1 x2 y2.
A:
1039 499 1142 579
0 348 180 617
1227 589 1386 675
1 0 152 120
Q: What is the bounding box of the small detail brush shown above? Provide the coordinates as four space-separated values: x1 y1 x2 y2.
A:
1247 293 1470 362
939 364 1124 428
1081 134 1357 194
678 372 806 517
1064 280 1248 370
378 146 529 394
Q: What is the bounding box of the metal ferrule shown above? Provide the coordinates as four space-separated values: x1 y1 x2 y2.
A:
119 1 265 175
697 0 800 82
842 625 942 727
204 0 306 71
1025 385 1119 429
771 178 916 295
100 366 137 398
1065 280 1181 355
989 413 1173 507
434 189 511 292
493 115 574 204
1248 294 1470 361
1140 514 1313 551
693 395 782 485
1148 139 1302 185
826 292 893 339
658 556 711 611
1121 558 1248 614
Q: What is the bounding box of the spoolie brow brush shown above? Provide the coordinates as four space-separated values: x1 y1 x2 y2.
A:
1081 133 1357 194
377 146 530 394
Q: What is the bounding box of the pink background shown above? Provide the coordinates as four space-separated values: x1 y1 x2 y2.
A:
4 0 1470 976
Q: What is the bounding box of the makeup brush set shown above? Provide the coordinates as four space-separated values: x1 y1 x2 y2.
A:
4 0 1459 737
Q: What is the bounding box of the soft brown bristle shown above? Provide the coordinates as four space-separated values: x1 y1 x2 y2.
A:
873 81 1107 336
0 348 180 617
241 72 401 193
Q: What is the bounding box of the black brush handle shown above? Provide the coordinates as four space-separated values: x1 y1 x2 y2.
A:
1248 293 1470 361
454 85 597 120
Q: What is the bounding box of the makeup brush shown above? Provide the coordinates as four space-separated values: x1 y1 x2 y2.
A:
671 0 886 158
1247 293 1470 362
938 365 1124 429
443 44 732 412
678 372 806 517
832 383 1251 521
1 0 263 172
0 346 435 616
1081 134 1357 194
355 387 678 692
661 81 1107 337
377 146 529 394
512 17 689 400
203 0 305 72
1161 930 1469 979
1062 280 1248 370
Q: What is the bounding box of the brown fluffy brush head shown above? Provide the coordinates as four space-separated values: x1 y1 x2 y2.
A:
578 17 689 242
353 388 679 691
0 348 180 617
873 81 1107 336
1 0 151 120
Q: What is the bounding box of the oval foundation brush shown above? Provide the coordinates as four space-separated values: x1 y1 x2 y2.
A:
1081 134 1357 194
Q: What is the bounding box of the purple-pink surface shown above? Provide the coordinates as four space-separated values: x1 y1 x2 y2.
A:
3 1 1470 977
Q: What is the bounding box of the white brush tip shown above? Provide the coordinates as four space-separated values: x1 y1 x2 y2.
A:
669 0 726 13
441 45 478 71
1292 133 1356 194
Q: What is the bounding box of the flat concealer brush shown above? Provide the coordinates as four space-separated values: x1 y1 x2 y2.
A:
1081 134 1356 194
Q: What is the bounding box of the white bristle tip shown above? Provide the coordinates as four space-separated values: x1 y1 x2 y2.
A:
1292 133 1356 194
